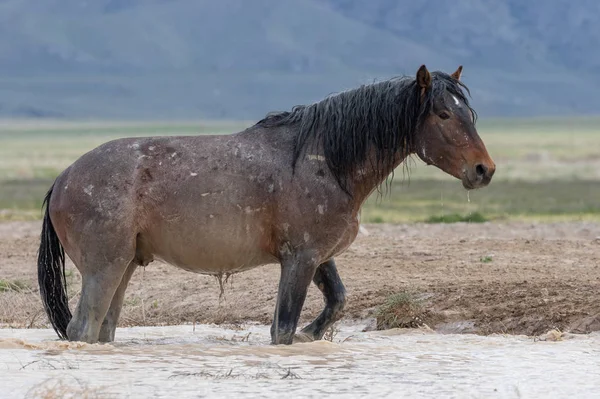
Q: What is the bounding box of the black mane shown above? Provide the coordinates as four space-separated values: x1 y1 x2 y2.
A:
256 72 475 194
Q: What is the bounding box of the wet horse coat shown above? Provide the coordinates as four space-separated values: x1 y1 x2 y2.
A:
38 65 495 344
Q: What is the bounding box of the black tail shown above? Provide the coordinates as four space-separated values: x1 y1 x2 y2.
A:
37 185 72 339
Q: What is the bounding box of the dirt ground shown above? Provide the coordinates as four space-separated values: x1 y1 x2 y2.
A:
1 221 600 336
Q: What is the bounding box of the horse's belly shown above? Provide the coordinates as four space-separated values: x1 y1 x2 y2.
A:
169 251 277 274
146 226 277 275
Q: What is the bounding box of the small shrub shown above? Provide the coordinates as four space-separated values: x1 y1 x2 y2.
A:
375 291 427 330
480 255 493 263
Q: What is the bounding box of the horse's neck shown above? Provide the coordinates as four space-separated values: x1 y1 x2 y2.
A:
351 149 409 206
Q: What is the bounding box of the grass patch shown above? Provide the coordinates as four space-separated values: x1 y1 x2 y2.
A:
425 212 488 224
0 279 29 292
375 291 428 330
2 118 600 223
361 179 600 223
4 178 600 223
0 178 53 214
480 255 494 263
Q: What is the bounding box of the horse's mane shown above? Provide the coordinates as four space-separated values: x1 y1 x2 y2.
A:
256 72 475 194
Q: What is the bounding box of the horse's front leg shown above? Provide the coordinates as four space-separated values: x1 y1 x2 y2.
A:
271 250 319 345
297 258 346 342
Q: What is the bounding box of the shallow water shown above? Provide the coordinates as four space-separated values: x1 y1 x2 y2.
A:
1 324 599 398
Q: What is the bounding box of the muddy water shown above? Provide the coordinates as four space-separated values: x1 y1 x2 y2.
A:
1 324 599 398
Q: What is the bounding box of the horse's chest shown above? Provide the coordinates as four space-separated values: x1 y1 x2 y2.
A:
322 214 361 259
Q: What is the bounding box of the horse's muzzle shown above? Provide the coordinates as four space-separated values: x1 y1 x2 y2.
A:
463 161 496 189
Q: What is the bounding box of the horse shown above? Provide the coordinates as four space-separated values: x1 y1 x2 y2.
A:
38 65 495 345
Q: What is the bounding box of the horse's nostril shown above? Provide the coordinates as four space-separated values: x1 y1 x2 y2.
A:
475 164 487 178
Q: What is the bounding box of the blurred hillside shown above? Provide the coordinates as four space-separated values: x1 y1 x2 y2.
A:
0 0 597 120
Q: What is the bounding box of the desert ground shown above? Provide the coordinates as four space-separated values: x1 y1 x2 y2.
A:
2 119 600 398
1 119 600 338
2 220 599 337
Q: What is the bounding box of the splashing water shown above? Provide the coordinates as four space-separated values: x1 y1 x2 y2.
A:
0 324 598 398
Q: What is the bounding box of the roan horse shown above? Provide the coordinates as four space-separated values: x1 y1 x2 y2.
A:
38 65 495 344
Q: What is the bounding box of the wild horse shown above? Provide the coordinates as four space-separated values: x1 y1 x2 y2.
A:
38 65 495 344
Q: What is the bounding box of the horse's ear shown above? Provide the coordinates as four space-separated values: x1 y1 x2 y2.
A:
416 65 432 90
451 65 463 80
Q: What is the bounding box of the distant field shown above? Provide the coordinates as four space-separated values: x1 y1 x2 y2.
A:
1 118 599 222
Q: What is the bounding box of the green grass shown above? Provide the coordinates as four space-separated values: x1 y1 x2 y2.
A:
361 179 600 223
480 255 494 263
1 118 600 223
424 212 488 224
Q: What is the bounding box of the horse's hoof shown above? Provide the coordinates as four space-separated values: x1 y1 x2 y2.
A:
293 332 315 344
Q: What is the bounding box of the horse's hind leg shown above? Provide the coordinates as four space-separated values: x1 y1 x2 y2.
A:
298 258 346 342
98 262 138 343
67 243 135 344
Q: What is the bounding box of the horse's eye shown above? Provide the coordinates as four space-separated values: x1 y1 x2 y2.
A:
439 111 451 120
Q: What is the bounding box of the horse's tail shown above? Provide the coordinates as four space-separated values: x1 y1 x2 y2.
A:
38 184 72 339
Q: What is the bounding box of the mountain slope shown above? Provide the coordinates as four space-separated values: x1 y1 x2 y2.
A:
0 0 597 119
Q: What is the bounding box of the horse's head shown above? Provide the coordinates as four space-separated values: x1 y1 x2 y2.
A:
413 65 495 189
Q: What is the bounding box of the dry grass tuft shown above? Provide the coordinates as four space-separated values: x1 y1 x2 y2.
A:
25 378 111 399
0 279 29 292
375 291 428 330
323 324 340 342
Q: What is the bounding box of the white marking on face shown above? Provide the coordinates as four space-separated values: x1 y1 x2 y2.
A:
452 95 460 106
190 172 198 177
83 184 94 196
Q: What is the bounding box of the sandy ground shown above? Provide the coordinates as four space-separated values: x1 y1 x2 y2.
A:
1 221 600 336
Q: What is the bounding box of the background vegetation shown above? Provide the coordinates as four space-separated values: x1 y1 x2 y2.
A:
1 117 599 223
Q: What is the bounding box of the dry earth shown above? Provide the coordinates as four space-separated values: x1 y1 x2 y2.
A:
1 221 600 336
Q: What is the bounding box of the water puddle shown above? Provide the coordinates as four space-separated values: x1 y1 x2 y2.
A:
1 324 599 398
